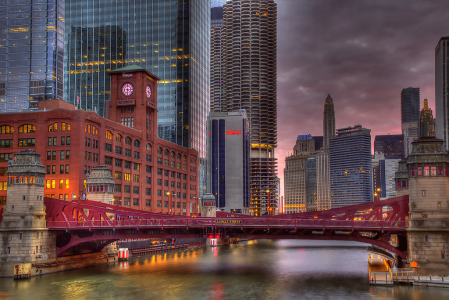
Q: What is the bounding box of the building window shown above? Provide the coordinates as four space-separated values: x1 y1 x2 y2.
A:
66 151 70 160
0 125 14 134
157 200 162 207
59 179 63 189
146 144 152 151
146 177 151 184
105 143 112 152
164 170 169 176
124 198 130 206
48 123 57 132
164 149 169 156
146 200 151 207
115 159 122 167
125 137 132 145
157 158 162 165
51 180 55 189
65 165 69 174
61 122 70 131
60 165 64 174
115 146 123 155
164 201 168 208
124 173 131 181
164 180 168 187
157 179 162 186
425 235 428 243
114 184 121 192
18 138 35 147
146 154 152 162
133 186 139 194
0 139 13 148
66 136 70 145
105 156 112 165
125 161 131 169
146 165 152 173
116 134 122 142
52 165 56 174
115 171 122 180
105 130 112 140
133 175 139 183
157 147 162 154
125 149 132 157
133 198 139 206
60 151 65 160
134 163 140 171
134 151 140 159
48 137 52 146
134 140 140 148
124 185 130 193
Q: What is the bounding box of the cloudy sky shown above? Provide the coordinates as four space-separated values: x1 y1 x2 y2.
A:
276 0 449 193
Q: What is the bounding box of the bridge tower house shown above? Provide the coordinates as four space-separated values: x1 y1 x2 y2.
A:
0 150 57 277
394 160 409 197
407 137 449 275
85 166 115 205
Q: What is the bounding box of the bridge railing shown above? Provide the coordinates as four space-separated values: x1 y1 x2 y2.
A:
46 218 408 230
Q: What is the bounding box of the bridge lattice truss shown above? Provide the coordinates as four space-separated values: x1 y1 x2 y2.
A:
1 196 410 258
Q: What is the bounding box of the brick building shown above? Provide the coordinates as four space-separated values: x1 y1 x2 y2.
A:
0 65 199 216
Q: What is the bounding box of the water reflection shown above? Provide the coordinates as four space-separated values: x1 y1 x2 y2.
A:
0 240 448 300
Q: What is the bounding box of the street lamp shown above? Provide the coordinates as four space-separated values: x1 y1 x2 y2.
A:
266 189 271 216
167 191 173 215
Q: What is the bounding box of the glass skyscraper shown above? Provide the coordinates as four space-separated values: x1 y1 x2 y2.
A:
64 0 210 198
329 125 372 208
401 87 420 124
0 0 64 113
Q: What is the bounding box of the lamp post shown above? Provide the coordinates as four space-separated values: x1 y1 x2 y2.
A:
167 192 173 215
266 189 271 216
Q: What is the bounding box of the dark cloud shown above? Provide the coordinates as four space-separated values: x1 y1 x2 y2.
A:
276 0 449 192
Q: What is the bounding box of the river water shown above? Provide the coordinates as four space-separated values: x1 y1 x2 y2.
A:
1 240 449 300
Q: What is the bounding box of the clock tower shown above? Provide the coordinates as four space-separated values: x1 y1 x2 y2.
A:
107 65 160 141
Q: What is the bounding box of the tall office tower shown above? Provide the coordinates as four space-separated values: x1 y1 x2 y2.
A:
373 134 404 159
401 87 420 125
208 110 250 214
329 125 372 208
435 37 449 148
378 157 401 199
419 99 435 137
323 94 336 149
284 136 330 213
210 6 224 112
219 0 277 216
0 0 64 113
402 122 419 158
64 0 210 199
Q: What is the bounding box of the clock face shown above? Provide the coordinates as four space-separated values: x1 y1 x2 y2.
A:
122 83 134 96
146 85 152 99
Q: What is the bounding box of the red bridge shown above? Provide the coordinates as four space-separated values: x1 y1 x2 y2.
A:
0 195 409 259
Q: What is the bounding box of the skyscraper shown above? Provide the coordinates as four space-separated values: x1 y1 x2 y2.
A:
211 0 228 8
373 134 404 159
210 6 224 113
0 0 64 113
402 122 419 158
435 37 449 148
401 87 420 124
420 99 435 137
323 94 335 149
329 125 372 208
64 0 210 199
216 0 277 216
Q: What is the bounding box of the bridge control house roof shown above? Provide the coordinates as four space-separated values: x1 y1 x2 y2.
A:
0 66 199 216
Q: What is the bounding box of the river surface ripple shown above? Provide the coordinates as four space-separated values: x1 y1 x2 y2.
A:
1 240 448 300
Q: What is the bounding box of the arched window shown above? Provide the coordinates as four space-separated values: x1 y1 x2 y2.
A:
146 143 152 151
183 155 187 161
0 125 14 134
190 157 196 164
115 134 123 142
61 122 71 131
48 123 57 132
105 130 112 139
134 139 140 148
125 137 132 145
164 149 169 156
92 126 98 135
18 124 35 133
171 151 175 157
85 124 91 133
177 153 181 160
157 147 162 154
